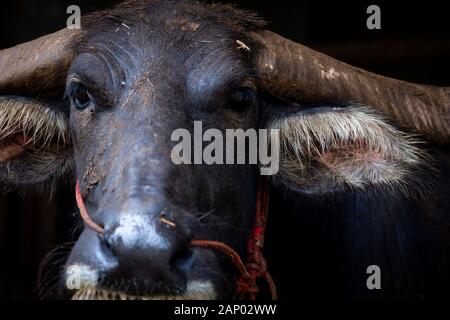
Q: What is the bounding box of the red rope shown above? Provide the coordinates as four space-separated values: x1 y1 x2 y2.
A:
75 178 276 300
75 181 105 234
189 240 249 278
233 178 277 300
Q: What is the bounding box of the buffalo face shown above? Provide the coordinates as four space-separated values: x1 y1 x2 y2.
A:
64 4 265 299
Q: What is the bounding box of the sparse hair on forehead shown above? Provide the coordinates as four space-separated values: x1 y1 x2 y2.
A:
76 0 266 46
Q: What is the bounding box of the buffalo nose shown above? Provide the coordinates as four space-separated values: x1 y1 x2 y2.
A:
101 212 194 289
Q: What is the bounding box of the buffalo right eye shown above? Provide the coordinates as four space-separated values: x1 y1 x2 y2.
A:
69 82 92 110
227 87 256 113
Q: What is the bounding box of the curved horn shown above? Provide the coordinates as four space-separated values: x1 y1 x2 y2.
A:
252 31 450 143
0 28 79 96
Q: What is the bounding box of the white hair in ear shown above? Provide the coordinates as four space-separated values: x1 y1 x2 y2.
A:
269 105 430 194
0 97 72 187
0 96 70 153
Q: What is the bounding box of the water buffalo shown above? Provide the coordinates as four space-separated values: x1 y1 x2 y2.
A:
0 0 449 300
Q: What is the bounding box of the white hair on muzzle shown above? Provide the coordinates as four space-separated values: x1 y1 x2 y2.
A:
71 281 217 300
269 105 429 193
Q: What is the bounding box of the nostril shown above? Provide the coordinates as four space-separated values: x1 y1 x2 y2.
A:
171 247 195 274
102 233 113 251
99 233 117 259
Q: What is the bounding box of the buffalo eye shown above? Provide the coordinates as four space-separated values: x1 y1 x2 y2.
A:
227 87 256 113
68 82 92 110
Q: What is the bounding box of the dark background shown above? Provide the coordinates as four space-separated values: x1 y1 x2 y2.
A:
0 0 449 299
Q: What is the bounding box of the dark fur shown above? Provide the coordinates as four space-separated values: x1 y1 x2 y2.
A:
267 150 450 299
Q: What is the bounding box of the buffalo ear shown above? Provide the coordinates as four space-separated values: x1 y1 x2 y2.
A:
0 96 72 186
266 104 428 194
0 28 78 187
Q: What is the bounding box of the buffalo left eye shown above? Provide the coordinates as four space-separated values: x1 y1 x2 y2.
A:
227 87 256 113
68 82 92 110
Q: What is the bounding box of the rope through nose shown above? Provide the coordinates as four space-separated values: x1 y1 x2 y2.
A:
75 179 277 300
75 181 105 234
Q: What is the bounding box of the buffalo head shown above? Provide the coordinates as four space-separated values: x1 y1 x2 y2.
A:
0 0 448 299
